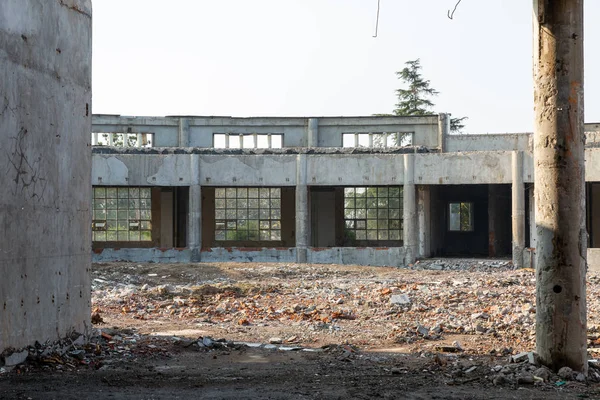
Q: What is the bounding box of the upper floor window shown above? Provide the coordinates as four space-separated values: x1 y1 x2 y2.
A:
342 132 413 148
213 133 283 149
92 133 154 148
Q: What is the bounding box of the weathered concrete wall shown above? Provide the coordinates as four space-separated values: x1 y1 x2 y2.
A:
446 133 532 153
201 248 297 263
415 152 514 185
317 116 439 148
93 248 192 263
307 247 406 267
588 249 600 272
586 150 600 181
92 115 442 150
200 155 297 186
0 0 92 350
93 154 193 186
91 246 407 267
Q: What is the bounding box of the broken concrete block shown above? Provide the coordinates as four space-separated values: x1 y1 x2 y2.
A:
558 366 574 380
390 294 410 305
4 350 28 366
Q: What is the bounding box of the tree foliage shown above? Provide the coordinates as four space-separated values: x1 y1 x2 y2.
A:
391 59 468 133
393 59 439 117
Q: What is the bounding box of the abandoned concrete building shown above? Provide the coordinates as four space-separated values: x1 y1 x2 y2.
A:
90 114 600 270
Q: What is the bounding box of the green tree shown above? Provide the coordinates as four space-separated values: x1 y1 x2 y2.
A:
390 59 468 133
393 59 438 116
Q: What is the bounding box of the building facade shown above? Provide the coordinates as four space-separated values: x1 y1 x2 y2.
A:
90 114 600 270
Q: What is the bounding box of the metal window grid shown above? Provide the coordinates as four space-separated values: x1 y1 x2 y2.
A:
215 187 282 241
343 186 403 242
92 187 152 241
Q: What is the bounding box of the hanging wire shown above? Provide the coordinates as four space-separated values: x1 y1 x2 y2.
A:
447 0 462 19
373 0 381 37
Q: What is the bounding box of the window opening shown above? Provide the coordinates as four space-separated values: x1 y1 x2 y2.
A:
213 133 283 149
342 132 413 148
215 187 282 241
92 133 154 148
92 187 152 241
343 186 403 243
448 202 474 232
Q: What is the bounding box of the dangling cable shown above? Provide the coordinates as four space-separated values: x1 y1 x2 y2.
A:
373 0 381 37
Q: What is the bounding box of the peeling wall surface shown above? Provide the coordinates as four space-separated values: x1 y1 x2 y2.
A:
0 0 92 351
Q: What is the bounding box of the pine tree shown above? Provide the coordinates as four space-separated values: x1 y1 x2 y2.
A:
391 59 467 133
393 59 438 116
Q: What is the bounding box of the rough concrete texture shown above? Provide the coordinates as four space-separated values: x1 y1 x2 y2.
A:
0 0 92 351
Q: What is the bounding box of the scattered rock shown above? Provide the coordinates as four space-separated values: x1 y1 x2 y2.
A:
416 325 429 336
493 375 507 385
533 367 551 382
558 366 574 380
4 350 28 367
269 337 283 344
390 294 410 305
517 372 534 385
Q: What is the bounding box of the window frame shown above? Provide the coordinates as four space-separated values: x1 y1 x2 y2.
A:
214 187 282 243
343 186 404 246
92 186 153 242
213 133 284 149
448 202 474 232
342 132 414 148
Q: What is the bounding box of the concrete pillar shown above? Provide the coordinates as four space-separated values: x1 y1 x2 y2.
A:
417 186 431 258
0 1 92 351
296 154 309 263
178 118 190 147
403 154 417 265
488 185 499 257
437 113 450 152
512 151 525 268
307 118 319 147
188 154 201 261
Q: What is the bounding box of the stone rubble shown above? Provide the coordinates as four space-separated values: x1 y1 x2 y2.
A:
7 259 600 396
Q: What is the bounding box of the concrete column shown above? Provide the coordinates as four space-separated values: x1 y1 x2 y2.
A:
488 185 499 257
0 1 92 351
307 118 319 147
296 154 309 263
188 154 201 261
437 113 450 152
512 151 525 268
417 186 431 258
403 154 417 265
178 118 190 147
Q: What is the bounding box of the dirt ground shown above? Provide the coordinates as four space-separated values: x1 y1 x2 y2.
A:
2 260 600 399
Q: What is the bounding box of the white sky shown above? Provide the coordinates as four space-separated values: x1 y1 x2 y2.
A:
92 0 600 134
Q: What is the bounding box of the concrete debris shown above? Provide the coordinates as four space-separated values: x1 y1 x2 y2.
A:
558 366 574 380
390 294 411 305
81 261 600 394
510 351 537 364
516 372 534 384
409 259 514 272
3 350 28 367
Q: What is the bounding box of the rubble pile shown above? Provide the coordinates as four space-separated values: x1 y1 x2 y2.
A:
0 329 174 375
89 262 600 358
